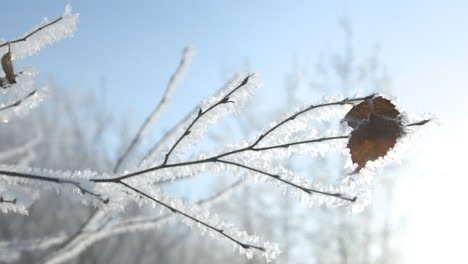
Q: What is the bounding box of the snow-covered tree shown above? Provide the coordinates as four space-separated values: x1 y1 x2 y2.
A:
0 5 431 263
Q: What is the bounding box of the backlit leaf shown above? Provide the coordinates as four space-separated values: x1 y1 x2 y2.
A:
344 96 403 172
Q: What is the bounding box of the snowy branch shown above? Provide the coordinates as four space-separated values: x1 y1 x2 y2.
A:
93 95 381 202
162 74 253 165
0 4 78 59
114 47 194 172
0 169 106 203
216 159 356 202
0 89 36 112
119 180 266 251
38 179 249 264
0 17 63 48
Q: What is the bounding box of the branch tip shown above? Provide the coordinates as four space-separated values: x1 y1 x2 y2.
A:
239 75 250 87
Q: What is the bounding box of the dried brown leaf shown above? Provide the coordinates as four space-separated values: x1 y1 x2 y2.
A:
344 96 403 172
1 50 16 84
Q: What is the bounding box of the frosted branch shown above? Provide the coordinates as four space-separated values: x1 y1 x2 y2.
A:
117 180 278 260
162 74 257 165
140 107 192 166
40 179 248 264
42 48 195 261
114 47 194 172
250 95 374 148
0 168 107 205
216 159 356 202
0 4 78 60
0 89 44 119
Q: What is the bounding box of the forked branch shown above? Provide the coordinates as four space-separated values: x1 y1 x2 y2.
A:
162 74 251 165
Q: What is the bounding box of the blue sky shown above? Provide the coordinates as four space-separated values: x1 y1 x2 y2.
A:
3 0 468 262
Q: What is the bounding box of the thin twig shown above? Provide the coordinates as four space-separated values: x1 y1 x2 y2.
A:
215 159 356 202
140 75 242 166
162 74 252 165
252 135 350 151
92 134 353 201
0 18 63 49
250 95 374 148
139 109 192 166
33 179 246 263
0 89 36 112
118 180 265 251
407 119 431 127
0 170 106 202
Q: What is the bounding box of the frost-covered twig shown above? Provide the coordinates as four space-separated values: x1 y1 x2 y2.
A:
39 179 247 264
0 170 106 203
162 74 252 165
42 48 194 263
94 95 379 201
40 48 195 262
216 159 356 202
0 4 78 59
140 106 192 166
0 18 63 49
0 89 36 112
249 95 373 148
114 47 194 172
118 180 266 252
